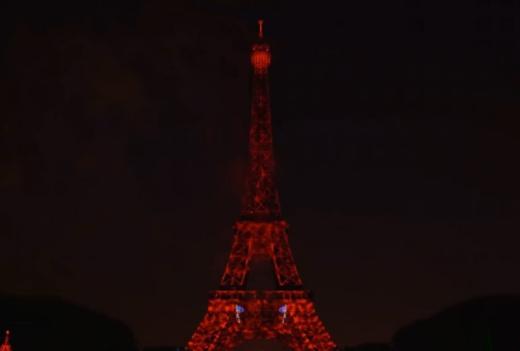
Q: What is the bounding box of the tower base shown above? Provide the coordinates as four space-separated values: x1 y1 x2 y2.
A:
188 290 336 351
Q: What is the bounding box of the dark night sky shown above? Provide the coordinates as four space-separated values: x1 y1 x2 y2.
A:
1 0 520 348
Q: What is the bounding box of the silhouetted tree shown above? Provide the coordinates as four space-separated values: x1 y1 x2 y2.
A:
392 295 520 351
0 294 139 351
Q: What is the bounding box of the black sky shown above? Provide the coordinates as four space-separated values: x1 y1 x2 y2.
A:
1 0 520 348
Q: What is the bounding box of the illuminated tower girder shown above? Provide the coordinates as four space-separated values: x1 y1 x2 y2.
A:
187 20 337 351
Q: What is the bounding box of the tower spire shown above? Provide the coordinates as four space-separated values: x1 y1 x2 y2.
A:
258 19 264 39
0 330 12 351
242 19 279 220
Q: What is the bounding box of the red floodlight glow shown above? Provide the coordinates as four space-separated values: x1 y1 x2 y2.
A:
0 331 12 351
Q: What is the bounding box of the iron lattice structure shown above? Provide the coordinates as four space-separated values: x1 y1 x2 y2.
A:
188 20 337 351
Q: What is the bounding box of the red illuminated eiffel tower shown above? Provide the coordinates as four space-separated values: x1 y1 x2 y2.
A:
0 331 12 351
188 20 337 351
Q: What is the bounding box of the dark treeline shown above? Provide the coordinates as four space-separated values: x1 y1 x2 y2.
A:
1 294 519 350
0 294 138 351
346 295 520 351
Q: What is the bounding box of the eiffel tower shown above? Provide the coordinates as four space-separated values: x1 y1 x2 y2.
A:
187 20 337 351
0 331 12 351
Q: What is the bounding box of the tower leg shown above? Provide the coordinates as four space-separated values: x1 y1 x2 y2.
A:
188 296 244 351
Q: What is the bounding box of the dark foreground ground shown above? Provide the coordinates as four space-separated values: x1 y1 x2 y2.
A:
1 294 519 350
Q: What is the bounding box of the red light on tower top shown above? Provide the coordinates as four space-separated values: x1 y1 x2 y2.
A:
251 19 271 73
